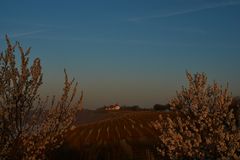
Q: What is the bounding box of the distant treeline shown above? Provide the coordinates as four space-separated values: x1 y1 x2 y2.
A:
95 97 240 115
153 104 170 111
120 105 146 111
96 104 171 111
120 104 170 111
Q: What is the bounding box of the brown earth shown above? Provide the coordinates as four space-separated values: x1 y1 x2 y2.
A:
51 110 169 160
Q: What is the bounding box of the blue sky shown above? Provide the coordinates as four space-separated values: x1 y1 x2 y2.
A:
1 0 240 109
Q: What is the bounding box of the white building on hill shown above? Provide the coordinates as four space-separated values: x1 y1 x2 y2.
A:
105 104 120 110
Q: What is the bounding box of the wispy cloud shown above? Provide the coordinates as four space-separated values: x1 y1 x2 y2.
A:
129 1 240 22
0 30 46 40
32 23 71 29
9 30 45 38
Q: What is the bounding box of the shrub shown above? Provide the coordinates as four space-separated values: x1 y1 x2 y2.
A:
0 35 83 159
153 104 170 111
152 72 240 159
120 105 141 111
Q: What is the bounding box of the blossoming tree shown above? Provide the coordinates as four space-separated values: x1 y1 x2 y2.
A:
153 72 240 159
0 36 83 159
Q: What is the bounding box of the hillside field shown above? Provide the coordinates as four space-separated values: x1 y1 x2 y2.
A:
52 110 167 160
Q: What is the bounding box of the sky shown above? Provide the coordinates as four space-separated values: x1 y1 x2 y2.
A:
0 0 240 109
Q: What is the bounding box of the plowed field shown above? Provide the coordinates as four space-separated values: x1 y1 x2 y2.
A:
53 111 169 160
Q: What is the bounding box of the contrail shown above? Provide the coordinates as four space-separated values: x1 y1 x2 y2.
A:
129 1 240 22
9 30 45 38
